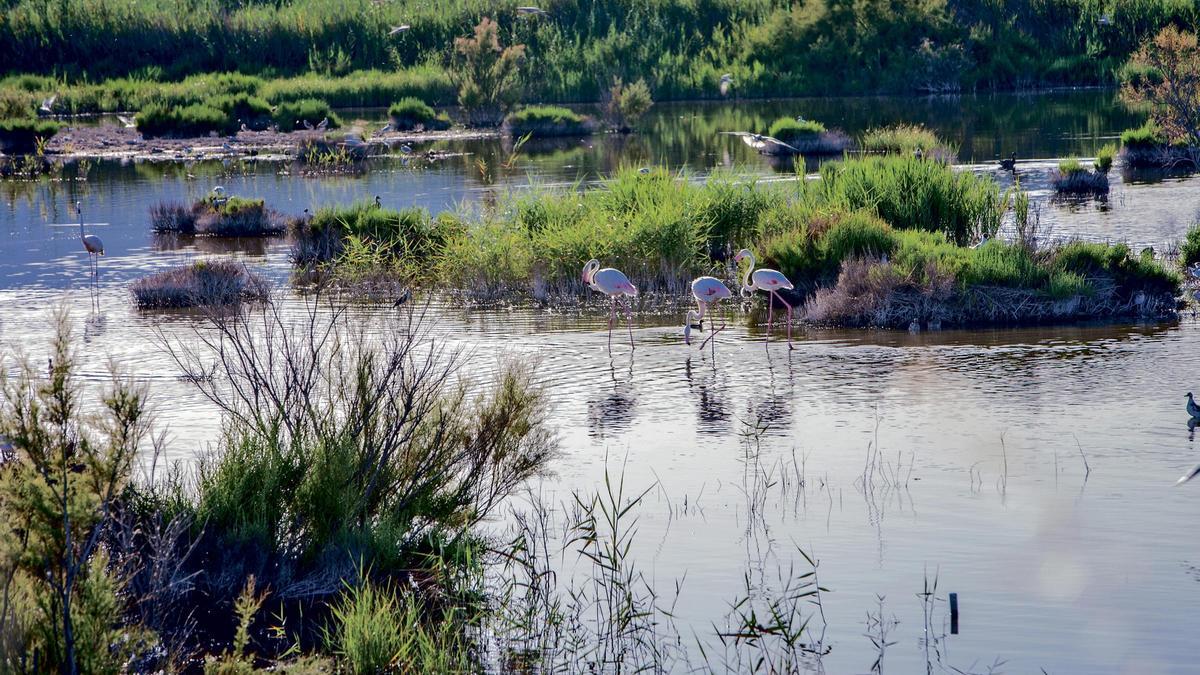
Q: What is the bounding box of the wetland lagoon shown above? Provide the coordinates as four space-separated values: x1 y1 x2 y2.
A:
5 90 1200 673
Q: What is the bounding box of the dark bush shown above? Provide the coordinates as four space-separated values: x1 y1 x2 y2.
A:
136 103 234 138
273 98 341 132
388 97 450 131
130 259 270 308
0 118 59 153
503 106 594 138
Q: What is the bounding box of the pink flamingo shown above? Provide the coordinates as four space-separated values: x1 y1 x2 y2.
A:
688 275 732 349
77 201 104 283
583 259 638 350
734 248 795 350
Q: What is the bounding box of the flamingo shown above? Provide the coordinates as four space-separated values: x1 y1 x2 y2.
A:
77 201 104 282
684 310 700 345
690 275 732 348
583 259 637 351
734 248 795 350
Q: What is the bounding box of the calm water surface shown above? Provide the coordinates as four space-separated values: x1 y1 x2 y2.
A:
3 91 1200 673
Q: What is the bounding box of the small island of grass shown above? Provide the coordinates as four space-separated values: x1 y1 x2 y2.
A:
0 118 59 154
388 97 451 131
766 117 851 154
1050 155 1110 195
129 259 270 309
503 105 596 138
150 196 286 236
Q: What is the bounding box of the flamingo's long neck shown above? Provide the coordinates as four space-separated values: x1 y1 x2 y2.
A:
741 253 755 292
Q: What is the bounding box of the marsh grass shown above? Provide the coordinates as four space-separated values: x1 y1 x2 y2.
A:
1050 158 1110 194
273 99 341 132
129 259 270 309
767 117 851 154
0 118 60 154
503 106 595 138
388 97 451 131
150 197 284 237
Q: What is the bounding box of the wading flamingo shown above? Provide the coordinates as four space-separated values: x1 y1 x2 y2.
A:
734 248 795 350
583 259 637 351
77 201 104 282
690 275 732 348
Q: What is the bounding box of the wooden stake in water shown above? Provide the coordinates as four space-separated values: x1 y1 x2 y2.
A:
949 592 959 634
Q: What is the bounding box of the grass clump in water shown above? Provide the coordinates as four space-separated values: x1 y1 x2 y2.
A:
765 117 850 154
1050 158 1110 194
388 97 451 131
1179 222 1200 268
150 196 285 236
860 124 942 153
129 259 270 309
503 105 594 138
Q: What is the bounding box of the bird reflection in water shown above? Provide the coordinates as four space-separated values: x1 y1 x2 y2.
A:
684 357 730 435
83 311 108 344
586 358 637 440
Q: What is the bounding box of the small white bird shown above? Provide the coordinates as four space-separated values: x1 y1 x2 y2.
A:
378 122 392 134
303 119 315 130
969 234 990 250
735 248 796 349
316 117 329 130
116 114 136 128
583 259 638 351
517 6 547 15
399 143 413 155
389 25 411 35
720 131 799 156
39 95 56 115
719 73 734 97
638 167 651 174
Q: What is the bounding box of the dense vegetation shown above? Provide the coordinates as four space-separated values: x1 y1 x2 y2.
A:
2 0 1198 106
291 157 1178 327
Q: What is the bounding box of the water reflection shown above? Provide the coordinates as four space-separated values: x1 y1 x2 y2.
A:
684 356 731 435
586 357 637 439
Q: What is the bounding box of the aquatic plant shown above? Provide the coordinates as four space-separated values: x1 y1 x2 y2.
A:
766 117 850 154
503 105 594 138
1050 158 1110 194
129 259 270 309
601 77 654 132
1180 223 1200 269
387 97 451 131
150 197 284 237
860 124 946 155
1095 143 1116 174
208 92 273 130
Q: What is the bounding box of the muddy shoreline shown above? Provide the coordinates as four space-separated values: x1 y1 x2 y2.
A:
27 123 501 163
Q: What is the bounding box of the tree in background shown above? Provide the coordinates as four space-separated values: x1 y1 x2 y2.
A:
453 18 526 126
1121 26 1200 147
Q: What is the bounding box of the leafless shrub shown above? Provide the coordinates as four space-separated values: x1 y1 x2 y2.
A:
129 259 270 309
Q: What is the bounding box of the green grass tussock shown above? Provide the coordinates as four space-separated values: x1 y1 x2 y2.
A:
209 93 273 130
504 106 594 138
1095 143 1116 174
150 196 285 236
388 97 451 131
765 117 850 154
1051 158 1110 194
1180 222 1200 269
860 124 944 154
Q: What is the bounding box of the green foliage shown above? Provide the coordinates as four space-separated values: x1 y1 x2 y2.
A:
603 77 654 131
0 118 60 153
761 209 896 284
209 93 273 129
860 124 942 153
1058 158 1086 175
272 98 340 132
504 105 591 137
453 17 525 126
1180 223 1200 268
1095 143 1116 173
136 102 235 138
767 117 825 142
328 578 471 674
0 316 154 673
1121 121 1165 148
808 154 1007 246
388 97 450 130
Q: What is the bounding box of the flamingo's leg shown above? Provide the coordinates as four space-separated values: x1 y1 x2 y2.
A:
765 290 774 345
608 297 616 351
625 296 635 350
776 291 795 350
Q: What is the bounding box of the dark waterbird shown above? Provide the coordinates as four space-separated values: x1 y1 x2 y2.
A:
1188 392 1200 419
998 153 1017 171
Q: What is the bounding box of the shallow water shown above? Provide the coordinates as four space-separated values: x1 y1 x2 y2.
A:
3 92 1200 673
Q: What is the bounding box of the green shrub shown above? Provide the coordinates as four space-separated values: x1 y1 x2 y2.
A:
504 105 592 137
0 117 59 153
1045 270 1093 299
821 211 897 263
603 77 654 131
136 103 234 138
767 117 825 142
1095 143 1116 173
388 97 450 130
453 18 525 126
209 93 273 130
272 98 340 132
